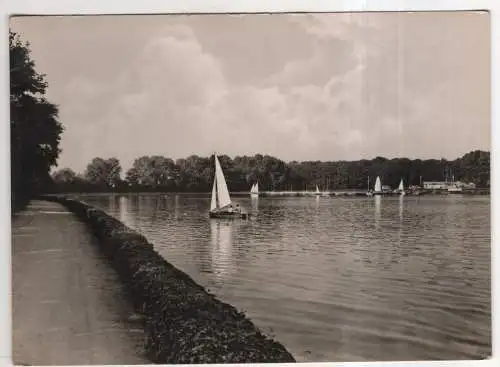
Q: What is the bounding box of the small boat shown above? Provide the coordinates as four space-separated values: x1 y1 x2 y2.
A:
250 182 259 196
396 179 406 196
373 176 383 196
210 154 249 219
366 176 373 196
314 185 321 196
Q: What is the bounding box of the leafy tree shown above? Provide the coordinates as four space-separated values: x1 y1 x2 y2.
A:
125 167 140 186
84 157 121 187
52 168 77 184
10 31 63 209
126 155 177 190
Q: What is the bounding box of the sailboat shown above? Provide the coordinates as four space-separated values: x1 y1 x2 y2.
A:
373 176 383 196
366 176 373 196
209 154 249 219
396 179 406 196
250 182 259 196
314 185 321 196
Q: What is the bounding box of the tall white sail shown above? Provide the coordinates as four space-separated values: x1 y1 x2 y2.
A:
374 176 382 192
214 155 232 209
210 178 217 211
398 179 404 191
250 182 259 195
316 185 320 194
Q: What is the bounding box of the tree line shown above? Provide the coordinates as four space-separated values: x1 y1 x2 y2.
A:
50 150 490 193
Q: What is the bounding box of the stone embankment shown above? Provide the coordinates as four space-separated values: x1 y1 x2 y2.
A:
42 196 296 364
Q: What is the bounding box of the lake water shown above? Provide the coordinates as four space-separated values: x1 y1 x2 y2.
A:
77 193 491 362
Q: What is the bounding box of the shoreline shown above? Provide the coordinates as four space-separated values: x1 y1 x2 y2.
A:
44 189 490 198
39 195 296 364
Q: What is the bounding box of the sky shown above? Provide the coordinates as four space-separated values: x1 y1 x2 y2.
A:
10 12 490 173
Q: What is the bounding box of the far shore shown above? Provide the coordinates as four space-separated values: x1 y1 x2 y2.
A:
43 188 490 197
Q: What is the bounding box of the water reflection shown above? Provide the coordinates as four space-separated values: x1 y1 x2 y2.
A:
155 195 167 212
399 195 404 223
75 193 491 362
395 196 404 264
118 196 132 225
174 194 180 219
108 194 119 213
210 219 234 281
374 195 381 229
251 196 259 212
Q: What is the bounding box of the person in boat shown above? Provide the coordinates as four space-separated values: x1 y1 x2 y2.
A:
226 203 241 214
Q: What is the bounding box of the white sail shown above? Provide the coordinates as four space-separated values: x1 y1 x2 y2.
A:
316 185 320 194
210 178 217 211
374 176 382 192
250 182 259 194
398 179 404 191
214 155 232 209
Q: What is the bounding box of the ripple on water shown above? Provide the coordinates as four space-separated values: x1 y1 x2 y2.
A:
80 194 491 362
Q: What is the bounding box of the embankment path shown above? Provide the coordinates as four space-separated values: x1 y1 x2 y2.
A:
12 200 148 365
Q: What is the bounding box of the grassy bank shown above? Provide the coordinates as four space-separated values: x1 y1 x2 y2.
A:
40 195 295 364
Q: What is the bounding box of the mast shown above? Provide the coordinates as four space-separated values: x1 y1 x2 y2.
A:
210 178 217 211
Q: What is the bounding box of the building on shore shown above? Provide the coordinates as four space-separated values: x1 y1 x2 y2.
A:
381 185 392 193
423 181 448 190
423 180 476 190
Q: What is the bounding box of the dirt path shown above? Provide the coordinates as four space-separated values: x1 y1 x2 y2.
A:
12 200 149 365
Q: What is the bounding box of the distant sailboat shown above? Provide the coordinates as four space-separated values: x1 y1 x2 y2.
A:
314 185 321 196
373 176 383 195
366 176 373 196
210 154 249 219
397 179 406 196
250 182 259 196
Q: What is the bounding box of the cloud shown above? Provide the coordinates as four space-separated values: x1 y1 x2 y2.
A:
87 21 364 169
11 13 490 173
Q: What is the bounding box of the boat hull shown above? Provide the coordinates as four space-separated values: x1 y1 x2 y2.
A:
209 211 249 219
373 191 397 196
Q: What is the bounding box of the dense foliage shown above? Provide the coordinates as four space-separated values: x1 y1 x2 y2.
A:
51 150 490 193
10 31 63 210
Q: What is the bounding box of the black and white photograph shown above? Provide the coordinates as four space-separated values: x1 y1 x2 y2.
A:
9 7 492 366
